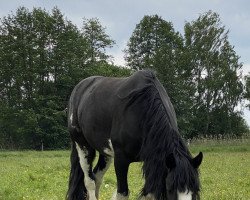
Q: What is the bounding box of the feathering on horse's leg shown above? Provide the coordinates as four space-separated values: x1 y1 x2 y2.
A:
93 154 112 199
75 142 97 200
139 193 156 200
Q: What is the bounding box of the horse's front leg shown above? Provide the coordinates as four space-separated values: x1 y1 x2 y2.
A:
112 152 130 200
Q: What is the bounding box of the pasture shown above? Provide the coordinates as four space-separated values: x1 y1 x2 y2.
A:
0 139 249 200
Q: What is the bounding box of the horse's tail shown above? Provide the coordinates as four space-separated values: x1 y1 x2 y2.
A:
66 141 87 200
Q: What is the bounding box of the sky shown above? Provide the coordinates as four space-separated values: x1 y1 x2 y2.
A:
0 0 250 125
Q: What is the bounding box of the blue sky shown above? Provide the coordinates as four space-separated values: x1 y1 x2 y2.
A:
1 0 250 125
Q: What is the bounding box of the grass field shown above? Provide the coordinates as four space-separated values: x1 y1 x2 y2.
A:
0 139 250 200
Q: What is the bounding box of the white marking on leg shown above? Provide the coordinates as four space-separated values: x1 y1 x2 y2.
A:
69 113 79 130
75 142 97 200
103 139 114 157
178 190 192 200
95 157 112 198
140 193 155 200
111 191 129 200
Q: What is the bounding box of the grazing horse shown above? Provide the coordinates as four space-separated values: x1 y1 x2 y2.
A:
66 70 203 200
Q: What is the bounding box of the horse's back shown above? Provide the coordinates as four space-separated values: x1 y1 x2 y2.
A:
69 70 156 125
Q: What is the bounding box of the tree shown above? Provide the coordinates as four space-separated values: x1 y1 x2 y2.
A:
125 12 247 138
245 74 250 108
125 15 182 70
82 18 115 65
124 15 194 136
0 7 89 149
0 7 129 149
184 11 245 136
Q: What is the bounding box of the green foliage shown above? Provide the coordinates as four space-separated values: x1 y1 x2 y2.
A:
82 18 115 65
245 73 250 108
125 15 183 71
125 12 248 138
184 11 245 137
87 63 131 77
124 15 195 136
0 7 248 149
0 7 129 149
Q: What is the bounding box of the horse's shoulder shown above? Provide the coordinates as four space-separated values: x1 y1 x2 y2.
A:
116 70 156 98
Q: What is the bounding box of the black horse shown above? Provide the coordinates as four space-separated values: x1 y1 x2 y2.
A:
66 70 203 200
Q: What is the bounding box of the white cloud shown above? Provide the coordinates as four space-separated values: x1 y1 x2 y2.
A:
242 64 250 76
243 107 250 126
107 40 127 66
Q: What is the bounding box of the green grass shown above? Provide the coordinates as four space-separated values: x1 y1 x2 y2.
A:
0 140 250 200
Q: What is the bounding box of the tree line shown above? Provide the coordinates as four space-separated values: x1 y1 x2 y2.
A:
125 12 248 138
0 7 248 149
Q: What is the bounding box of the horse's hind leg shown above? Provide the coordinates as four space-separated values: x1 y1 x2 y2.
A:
75 142 97 200
93 154 112 198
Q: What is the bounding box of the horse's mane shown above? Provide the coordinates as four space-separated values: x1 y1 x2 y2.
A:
123 71 200 199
